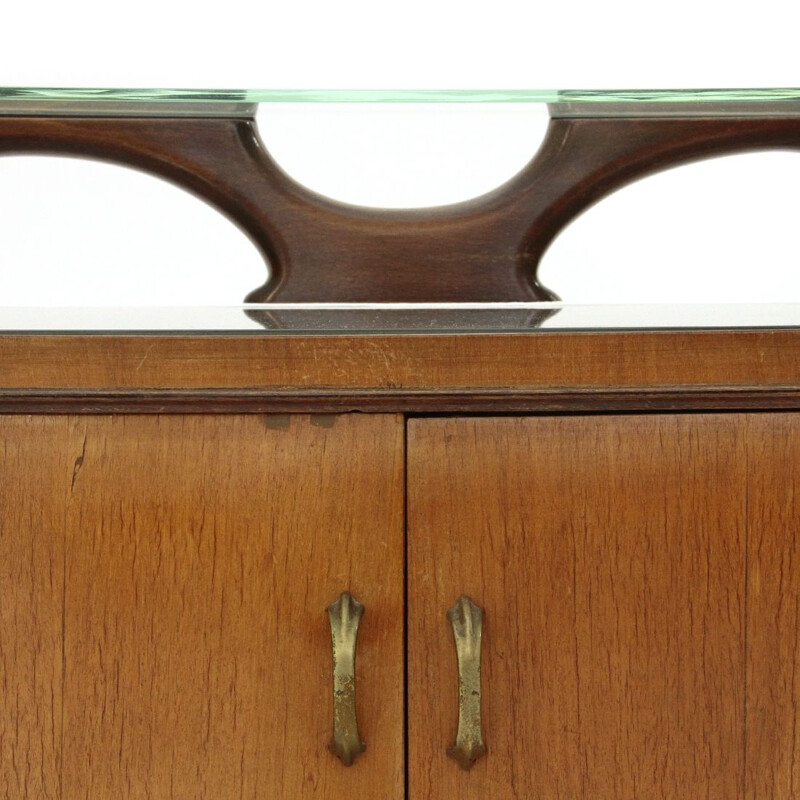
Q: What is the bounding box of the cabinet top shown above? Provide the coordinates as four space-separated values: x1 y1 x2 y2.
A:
0 325 798 414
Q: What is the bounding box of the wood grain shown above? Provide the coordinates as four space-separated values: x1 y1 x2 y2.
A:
0 417 79 799
0 331 798 411
407 415 747 799
745 414 800 798
2 413 404 799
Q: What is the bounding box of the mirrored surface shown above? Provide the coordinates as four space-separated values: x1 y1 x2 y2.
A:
1 303 799 333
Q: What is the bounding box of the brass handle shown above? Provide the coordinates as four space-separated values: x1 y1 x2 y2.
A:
447 595 486 770
327 591 366 766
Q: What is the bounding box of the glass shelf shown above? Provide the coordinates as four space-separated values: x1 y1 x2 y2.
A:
4 87 800 103
1 303 799 334
3 87 800 117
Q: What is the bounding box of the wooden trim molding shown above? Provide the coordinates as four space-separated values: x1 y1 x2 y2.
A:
0 387 799 414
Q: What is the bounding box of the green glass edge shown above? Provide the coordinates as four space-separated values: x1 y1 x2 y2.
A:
2 87 800 103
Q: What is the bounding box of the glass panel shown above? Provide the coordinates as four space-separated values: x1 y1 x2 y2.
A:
3 87 800 104
1 303 799 333
6 87 800 118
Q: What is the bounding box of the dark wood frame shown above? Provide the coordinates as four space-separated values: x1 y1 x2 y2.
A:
4 114 800 301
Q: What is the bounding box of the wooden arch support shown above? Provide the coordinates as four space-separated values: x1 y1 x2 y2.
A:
2 114 799 302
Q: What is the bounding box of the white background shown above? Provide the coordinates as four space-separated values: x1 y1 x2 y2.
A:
1 0 799 307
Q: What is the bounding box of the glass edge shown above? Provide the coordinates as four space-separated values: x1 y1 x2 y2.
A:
3 87 800 104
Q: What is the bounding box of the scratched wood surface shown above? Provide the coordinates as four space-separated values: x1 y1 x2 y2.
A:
0 417 75 799
745 414 800 798
2 414 404 799
0 330 798 399
407 415 748 799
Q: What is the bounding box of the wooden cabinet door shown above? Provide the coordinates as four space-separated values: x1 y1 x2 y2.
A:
1 414 404 799
746 414 800 798
407 415 750 799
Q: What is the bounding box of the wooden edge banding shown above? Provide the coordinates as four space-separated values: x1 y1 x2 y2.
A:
0 330 797 412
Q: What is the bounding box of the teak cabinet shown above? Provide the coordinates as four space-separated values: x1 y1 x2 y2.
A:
2 330 800 799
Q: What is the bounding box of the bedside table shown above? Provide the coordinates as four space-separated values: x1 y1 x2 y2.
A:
2 86 800 798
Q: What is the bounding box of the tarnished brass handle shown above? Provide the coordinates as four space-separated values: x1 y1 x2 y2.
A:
327 591 366 766
447 595 486 770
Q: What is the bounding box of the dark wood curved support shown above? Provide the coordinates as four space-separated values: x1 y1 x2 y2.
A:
516 117 800 277
2 115 800 302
